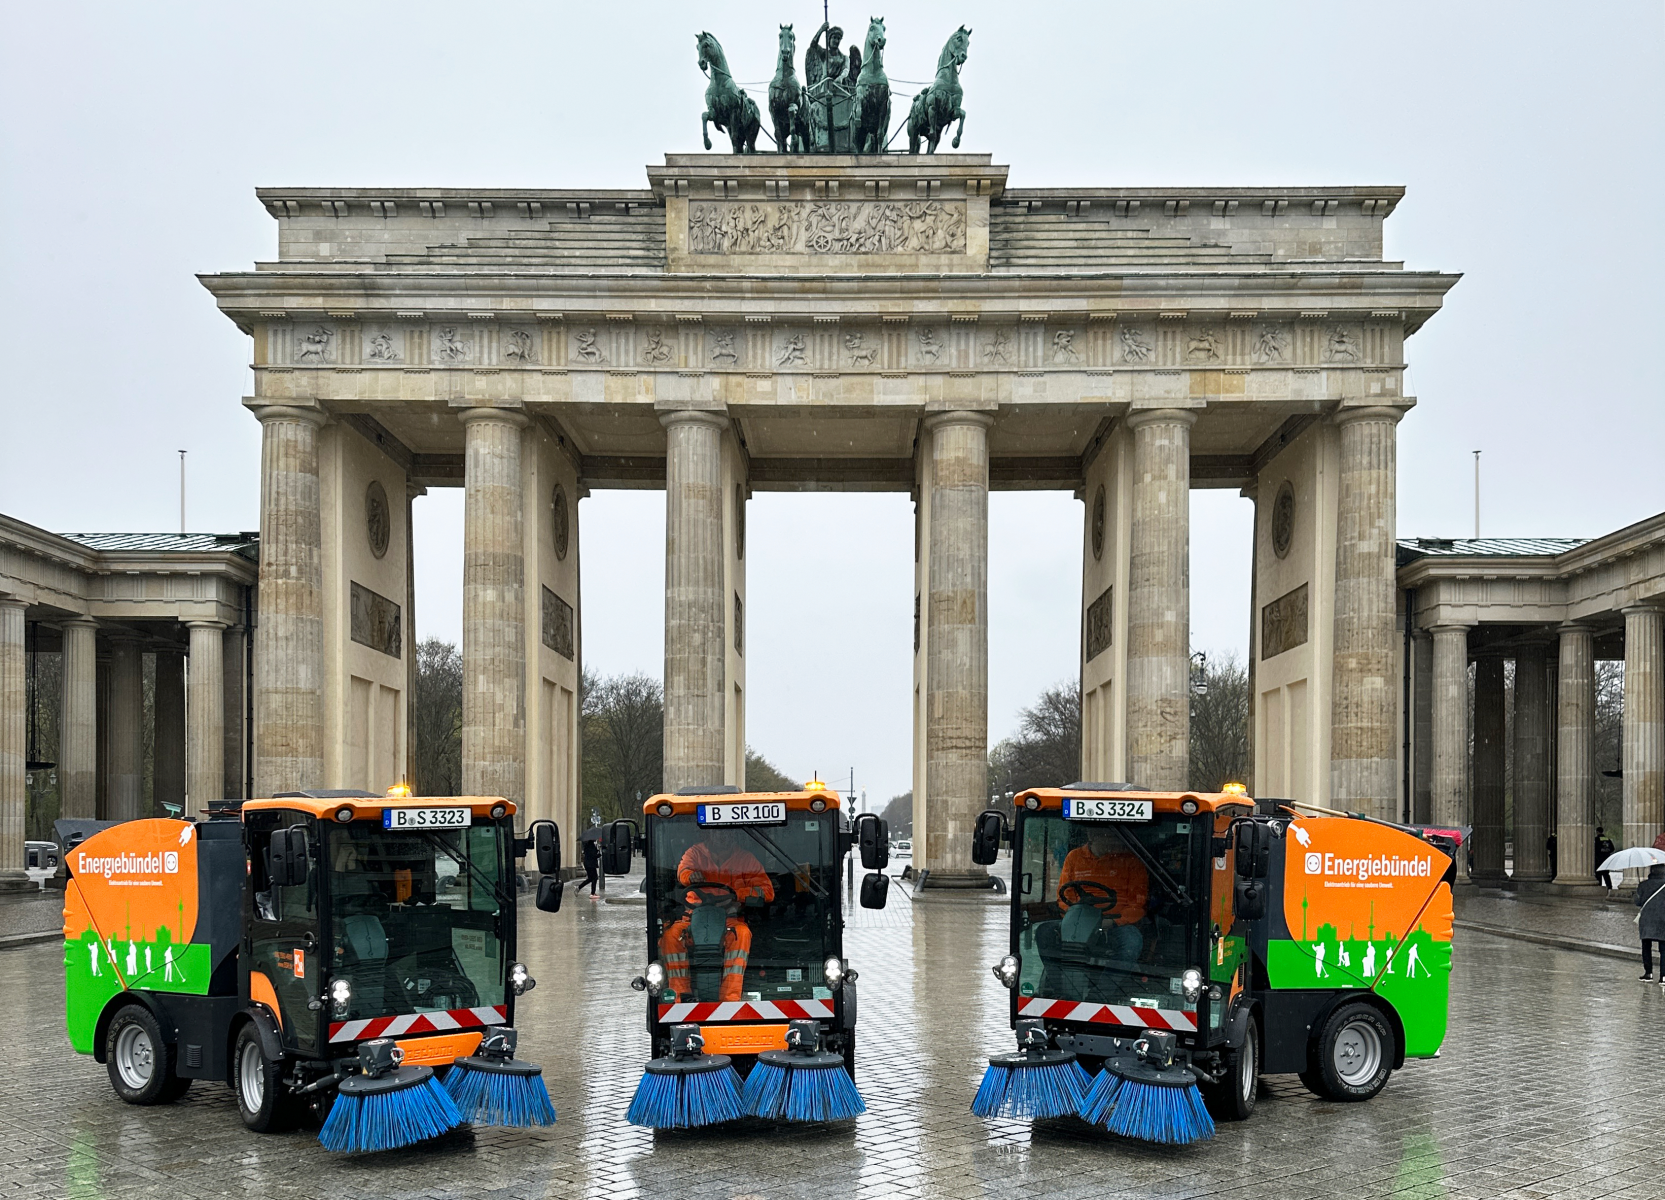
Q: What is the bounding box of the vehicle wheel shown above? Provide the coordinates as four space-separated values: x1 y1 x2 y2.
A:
1312 1002 1394 1102
233 1024 295 1132
1202 1012 1259 1121
106 1005 180 1105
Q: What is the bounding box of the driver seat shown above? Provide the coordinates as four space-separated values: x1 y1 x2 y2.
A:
687 904 730 999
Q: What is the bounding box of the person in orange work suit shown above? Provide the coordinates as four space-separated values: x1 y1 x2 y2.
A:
660 841 775 1001
1058 828 1148 960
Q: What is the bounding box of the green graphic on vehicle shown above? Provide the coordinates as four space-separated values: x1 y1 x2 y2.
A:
1267 920 1451 1058
64 924 211 1053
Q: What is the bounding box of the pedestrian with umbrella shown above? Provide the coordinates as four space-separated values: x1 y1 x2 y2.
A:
581 825 603 899
1634 859 1665 984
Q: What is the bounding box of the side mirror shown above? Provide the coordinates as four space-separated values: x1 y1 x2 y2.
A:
1233 877 1266 921
854 813 889 870
859 871 889 910
602 820 634 875
535 874 564 913
971 809 1006 866
270 827 309 888
532 821 560 876
1235 821 1270 880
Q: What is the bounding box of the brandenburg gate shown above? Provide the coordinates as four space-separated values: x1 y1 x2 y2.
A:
202 151 1456 882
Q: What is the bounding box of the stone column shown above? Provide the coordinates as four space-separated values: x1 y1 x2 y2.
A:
922 412 992 881
222 624 246 799
154 650 186 814
1512 642 1552 882
1125 408 1194 790
1471 655 1507 885
1556 623 1596 885
107 638 144 821
1623 605 1665 856
1412 628 1433 823
461 408 528 803
253 405 327 796
661 411 728 792
59 618 99 819
0 599 24 871
1429 624 1472 842
186 622 225 817
406 482 422 788
1330 407 1402 819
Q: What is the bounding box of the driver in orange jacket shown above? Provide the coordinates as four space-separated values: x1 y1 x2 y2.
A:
1058 827 1148 960
660 842 775 1001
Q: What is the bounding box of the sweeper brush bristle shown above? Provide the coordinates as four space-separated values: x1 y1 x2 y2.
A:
971 1056 1092 1119
445 1060 557 1128
741 1057 866 1122
626 1060 745 1129
1077 1069 1216 1146
318 1068 464 1153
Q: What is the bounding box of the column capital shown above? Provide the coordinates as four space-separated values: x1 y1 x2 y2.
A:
185 619 228 632
60 615 100 629
1332 403 1407 427
1622 602 1665 617
658 409 729 433
1427 621 1474 634
249 403 328 428
1557 620 1597 634
459 406 530 430
921 409 995 433
0 595 27 612
1124 406 1199 431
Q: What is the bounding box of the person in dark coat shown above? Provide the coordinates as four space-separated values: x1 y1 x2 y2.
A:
1595 828 1618 891
581 834 601 898
1636 864 1665 982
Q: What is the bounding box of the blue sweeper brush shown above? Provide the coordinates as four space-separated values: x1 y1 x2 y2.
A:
319 1038 465 1153
445 1027 556 1128
741 1019 865 1123
627 1023 744 1129
972 1018 1092 1119
1077 1029 1215 1146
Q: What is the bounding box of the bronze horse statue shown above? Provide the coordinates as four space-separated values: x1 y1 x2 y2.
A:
768 24 809 153
851 17 890 155
907 26 971 154
696 31 760 154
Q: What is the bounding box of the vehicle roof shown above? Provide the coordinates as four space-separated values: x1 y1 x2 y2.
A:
643 786 842 816
242 795 515 820
1014 787 1252 816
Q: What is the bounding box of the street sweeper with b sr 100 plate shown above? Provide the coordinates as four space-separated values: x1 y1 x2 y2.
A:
969 784 1454 1144
600 782 892 1128
59 789 568 1152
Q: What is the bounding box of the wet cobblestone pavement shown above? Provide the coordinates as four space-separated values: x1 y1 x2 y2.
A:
3 881 1663 1199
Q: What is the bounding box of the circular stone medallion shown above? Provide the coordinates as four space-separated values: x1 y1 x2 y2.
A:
365 481 390 559
1091 485 1106 561
552 484 569 561
1272 482 1296 560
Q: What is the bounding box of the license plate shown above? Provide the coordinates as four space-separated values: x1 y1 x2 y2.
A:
697 802 787 826
383 807 470 830
1063 797 1153 822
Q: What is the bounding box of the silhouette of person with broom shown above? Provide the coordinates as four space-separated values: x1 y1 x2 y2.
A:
661 840 775 1001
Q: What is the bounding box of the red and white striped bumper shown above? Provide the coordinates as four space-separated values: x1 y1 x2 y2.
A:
1018 997 1196 1032
328 1005 508 1044
656 998 834 1023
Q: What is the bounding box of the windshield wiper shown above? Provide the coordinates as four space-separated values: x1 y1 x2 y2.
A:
742 828 829 899
414 831 514 910
1113 828 1191 908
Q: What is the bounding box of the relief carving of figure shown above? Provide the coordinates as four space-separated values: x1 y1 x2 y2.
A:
503 329 535 362
1052 329 1080 362
1326 326 1360 362
1120 326 1154 363
1255 327 1288 363
366 332 399 362
710 330 738 365
1187 329 1221 361
916 327 943 363
574 328 604 364
689 200 966 256
297 327 333 361
776 333 807 367
844 331 877 366
983 328 1011 364
434 327 469 362
640 328 672 365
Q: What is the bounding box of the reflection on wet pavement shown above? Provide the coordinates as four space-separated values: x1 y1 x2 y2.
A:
3 877 1662 1198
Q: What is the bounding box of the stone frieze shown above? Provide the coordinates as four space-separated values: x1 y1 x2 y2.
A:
688 200 967 255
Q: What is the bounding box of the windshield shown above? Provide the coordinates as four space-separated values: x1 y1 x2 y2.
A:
650 811 838 1004
1014 812 1199 1012
327 821 507 1022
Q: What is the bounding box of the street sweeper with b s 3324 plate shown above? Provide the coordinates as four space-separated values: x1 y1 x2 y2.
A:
969 784 1455 1144
600 782 892 1128
60 789 568 1151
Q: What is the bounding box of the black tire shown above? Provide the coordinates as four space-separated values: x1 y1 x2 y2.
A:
1312 1002 1395 1102
233 1024 296 1132
105 1004 182 1105
1202 1012 1259 1121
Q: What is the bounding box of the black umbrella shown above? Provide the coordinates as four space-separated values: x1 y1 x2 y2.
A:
580 826 605 843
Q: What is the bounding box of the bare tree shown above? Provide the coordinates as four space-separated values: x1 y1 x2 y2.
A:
581 671 664 823
745 749 798 792
881 791 913 837
988 680 1082 807
1595 659 1624 841
1188 652 1249 792
412 638 463 795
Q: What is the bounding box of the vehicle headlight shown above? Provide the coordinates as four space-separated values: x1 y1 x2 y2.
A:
645 961 666 996
328 977 352 1016
992 954 1020 989
824 956 845 988
1181 967 1204 1002
510 962 535 995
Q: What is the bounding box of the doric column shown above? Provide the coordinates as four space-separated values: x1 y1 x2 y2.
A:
661 410 729 792
922 411 992 880
154 650 185 814
253 405 327 796
1623 605 1665 856
1555 623 1596 884
59 617 99 819
186 622 226 817
1429 624 1472 844
406 481 422 788
107 638 144 821
1512 642 1552 882
0 598 24 872
1125 408 1194 790
221 624 247 799
1330 406 1402 818
1471 655 1507 885
461 408 528 803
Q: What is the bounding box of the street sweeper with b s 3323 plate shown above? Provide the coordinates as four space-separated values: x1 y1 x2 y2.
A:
969 784 1455 1144
60 789 568 1152
601 782 892 1128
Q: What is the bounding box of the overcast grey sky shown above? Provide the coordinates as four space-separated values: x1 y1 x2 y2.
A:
3 2 1662 802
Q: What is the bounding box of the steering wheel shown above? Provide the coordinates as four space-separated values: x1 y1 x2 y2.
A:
682 882 739 910
1059 880 1118 913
